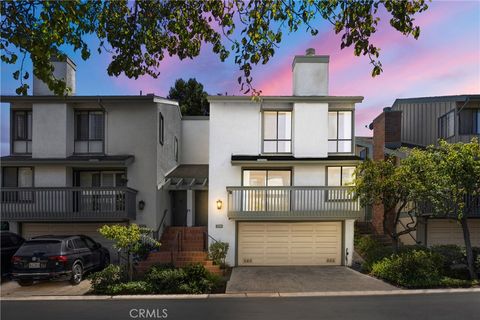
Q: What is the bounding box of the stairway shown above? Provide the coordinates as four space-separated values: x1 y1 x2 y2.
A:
136 226 223 275
355 221 393 246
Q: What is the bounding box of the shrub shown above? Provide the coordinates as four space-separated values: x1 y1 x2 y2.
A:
208 241 229 268
371 250 444 288
355 235 380 256
89 264 125 294
146 265 187 294
106 281 153 295
439 277 479 288
180 263 220 294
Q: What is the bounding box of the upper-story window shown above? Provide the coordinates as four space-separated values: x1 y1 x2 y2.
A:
459 109 480 135
438 110 455 139
1 167 34 202
174 136 179 162
12 110 32 154
74 111 104 154
328 111 352 153
159 112 164 145
263 111 292 153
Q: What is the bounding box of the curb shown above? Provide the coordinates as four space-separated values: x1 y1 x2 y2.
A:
2 288 480 301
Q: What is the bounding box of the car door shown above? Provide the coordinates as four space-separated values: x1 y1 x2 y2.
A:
82 236 102 268
73 237 92 270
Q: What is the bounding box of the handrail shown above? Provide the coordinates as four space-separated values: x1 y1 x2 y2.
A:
203 231 220 251
152 209 169 240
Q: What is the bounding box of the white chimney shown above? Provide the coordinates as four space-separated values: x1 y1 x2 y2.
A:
292 48 329 96
33 56 76 95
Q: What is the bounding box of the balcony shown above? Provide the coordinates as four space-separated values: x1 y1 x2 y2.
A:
227 186 362 220
1 187 137 221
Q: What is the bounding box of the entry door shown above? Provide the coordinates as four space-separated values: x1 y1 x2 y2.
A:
172 191 188 226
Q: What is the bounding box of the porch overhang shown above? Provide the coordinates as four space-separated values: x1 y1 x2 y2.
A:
164 165 208 190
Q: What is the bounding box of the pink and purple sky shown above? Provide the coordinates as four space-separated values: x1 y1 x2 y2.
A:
1 1 479 155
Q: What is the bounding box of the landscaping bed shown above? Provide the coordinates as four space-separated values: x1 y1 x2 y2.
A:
355 235 480 289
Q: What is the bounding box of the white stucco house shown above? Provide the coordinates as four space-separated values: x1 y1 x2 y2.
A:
207 49 364 267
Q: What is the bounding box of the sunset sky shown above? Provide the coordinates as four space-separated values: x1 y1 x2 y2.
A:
1 1 479 155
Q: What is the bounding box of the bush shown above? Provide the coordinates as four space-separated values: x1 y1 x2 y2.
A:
355 236 394 272
208 241 229 268
180 263 220 294
146 265 187 294
355 235 380 256
371 250 444 288
439 277 479 288
89 264 125 294
106 281 153 295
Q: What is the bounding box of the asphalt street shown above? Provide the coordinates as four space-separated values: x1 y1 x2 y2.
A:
2 292 479 320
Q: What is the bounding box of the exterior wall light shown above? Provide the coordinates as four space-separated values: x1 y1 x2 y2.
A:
216 199 223 210
138 200 145 210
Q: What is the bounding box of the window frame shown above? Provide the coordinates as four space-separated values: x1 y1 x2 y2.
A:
159 112 164 145
438 110 455 139
11 109 32 155
1 166 35 203
174 136 179 162
458 109 480 135
74 110 105 154
328 110 353 154
326 166 356 187
262 110 292 154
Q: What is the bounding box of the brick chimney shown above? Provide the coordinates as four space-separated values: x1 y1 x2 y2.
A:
369 107 402 234
33 56 76 95
292 48 329 96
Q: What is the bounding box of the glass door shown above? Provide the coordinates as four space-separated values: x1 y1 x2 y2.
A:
242 169 291 211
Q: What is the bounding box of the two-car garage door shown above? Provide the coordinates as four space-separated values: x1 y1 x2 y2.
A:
427 219 480 247
238 222 342 266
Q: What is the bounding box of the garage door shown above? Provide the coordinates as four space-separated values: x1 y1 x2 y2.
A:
21 223 123 261
238 222 342 266
427 219 480 247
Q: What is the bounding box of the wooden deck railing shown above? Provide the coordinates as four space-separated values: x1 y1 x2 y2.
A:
1 187 137 221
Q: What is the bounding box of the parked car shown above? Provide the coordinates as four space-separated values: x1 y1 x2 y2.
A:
11 235 110 286
1 231 25 277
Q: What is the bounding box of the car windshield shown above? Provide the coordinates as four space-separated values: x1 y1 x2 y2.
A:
16 240 62 256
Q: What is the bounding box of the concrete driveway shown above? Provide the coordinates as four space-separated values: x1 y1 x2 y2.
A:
226 266 395 293
1 280 91 297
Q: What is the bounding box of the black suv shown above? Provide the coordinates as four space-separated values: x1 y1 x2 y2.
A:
11 235 110 286
1 231 25 277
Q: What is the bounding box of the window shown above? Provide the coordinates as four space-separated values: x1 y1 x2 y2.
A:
74 111 104 153
174 137 179 162
459 109 480 135
159 112 164 145
263 111 292 153
327 166 355 186
328 111 353 153
73 238 88 249
242 169 291 211
438 110 455 139
12 110 32 154
82 237 98 250
1 167 34 202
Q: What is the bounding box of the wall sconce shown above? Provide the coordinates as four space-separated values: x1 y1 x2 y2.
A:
216 199 223 210
138 200 145 210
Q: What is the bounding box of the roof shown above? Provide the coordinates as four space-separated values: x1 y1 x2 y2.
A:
164 165 209 190
231 154 362 165
207 95 364 103
393 94 480 105
0 155 134 166
0 94 178 106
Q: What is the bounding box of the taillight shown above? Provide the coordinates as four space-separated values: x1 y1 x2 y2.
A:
11 256 21 263
48 255 68 263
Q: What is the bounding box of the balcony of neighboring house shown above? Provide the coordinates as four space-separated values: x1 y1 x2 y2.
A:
226 168 362 220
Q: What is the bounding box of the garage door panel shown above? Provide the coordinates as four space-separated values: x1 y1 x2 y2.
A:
238 222 342 266
427 220 480 247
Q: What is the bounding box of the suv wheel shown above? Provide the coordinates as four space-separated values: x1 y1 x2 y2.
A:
70 262 83 285
17 279 34 287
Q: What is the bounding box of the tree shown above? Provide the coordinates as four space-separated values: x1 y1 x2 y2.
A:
99 224 159 281
167 78 209 116
352 150 435 252
420 139 480 280
1 0 429 95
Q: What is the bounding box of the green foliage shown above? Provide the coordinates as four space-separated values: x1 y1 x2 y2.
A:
145 263 219 294
371 250 444 288
2 1 429 96
208 241 229 268
89 264 125 295
439 277 479 288
106 281 153 295
98 224 159 256
167 78 209 116
356 235 394 272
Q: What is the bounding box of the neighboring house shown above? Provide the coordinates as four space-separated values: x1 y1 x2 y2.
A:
0 57 192 258
358 95 480 247
208 49 364 267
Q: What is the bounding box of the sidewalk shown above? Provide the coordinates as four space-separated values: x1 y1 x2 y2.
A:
1 280 91 297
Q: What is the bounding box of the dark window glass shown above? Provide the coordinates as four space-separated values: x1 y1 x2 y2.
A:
159 113 164 145
174 137 178 161
2 167 18 187
16 241 62 255
459 109 480 135
13 111 32 141
83 237 97 249
73 238 88 249
75 111 104 140
438 111 455 139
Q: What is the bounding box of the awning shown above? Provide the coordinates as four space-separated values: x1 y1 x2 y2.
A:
164 165 208 190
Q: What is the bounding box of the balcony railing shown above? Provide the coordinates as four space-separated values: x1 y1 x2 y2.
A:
1 187 137 221
226 186 362 220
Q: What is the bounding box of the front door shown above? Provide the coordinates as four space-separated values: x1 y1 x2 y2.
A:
195 190 208 227
172 191 187 226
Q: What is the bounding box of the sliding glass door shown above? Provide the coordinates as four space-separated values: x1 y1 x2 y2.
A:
242 169 291 211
